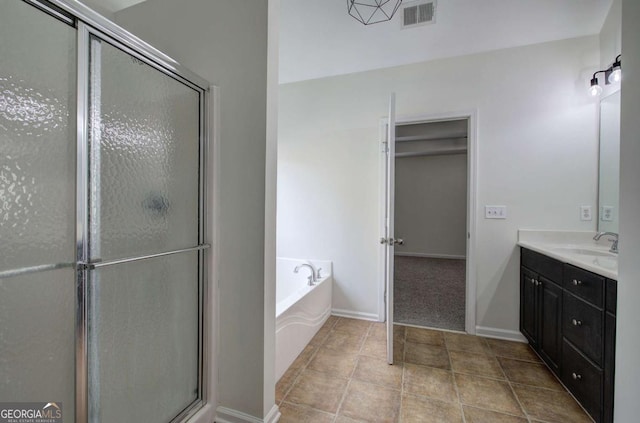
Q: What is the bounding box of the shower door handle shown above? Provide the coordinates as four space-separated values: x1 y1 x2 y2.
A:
84 244 211 269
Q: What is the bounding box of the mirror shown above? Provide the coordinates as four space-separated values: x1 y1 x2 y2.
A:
598 90 621 233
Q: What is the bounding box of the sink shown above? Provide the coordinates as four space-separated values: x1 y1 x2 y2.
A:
551 246 616 258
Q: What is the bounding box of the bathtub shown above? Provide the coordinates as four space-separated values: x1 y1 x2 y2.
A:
276 257 333 381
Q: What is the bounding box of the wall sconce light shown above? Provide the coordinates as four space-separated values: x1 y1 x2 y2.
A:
608 54 622 84
589 73 603 97
589 54 622 97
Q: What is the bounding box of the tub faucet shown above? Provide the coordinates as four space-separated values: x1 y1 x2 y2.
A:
294 263 317 286
593 231 619 253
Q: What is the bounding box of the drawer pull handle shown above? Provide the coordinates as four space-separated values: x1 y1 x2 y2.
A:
572 279 583 286
572 319 583 326
572 372 582 381
531 278 536 285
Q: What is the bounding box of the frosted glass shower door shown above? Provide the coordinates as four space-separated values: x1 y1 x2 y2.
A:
86 34 203 423
0 1 77 420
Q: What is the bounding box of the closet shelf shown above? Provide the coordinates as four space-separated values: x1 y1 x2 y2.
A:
395 134 467 143
395 147 468 158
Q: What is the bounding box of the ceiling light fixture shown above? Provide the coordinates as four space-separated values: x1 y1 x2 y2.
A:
347 0 403 25
588 54 622 97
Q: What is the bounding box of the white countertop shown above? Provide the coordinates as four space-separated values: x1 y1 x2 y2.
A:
517 230 618 280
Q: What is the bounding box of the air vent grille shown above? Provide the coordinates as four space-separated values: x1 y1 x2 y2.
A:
402 1 436 28
403 6 418 26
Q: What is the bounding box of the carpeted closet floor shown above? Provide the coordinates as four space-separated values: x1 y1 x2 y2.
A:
394 256 466 331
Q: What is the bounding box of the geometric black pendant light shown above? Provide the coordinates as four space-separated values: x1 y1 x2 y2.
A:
348 0 403 25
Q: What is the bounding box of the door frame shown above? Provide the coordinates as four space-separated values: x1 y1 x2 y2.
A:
378 109 478 335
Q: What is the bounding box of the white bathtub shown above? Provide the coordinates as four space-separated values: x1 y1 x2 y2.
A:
275 257 333 381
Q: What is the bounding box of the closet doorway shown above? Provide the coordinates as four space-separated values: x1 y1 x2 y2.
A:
392 116 473 332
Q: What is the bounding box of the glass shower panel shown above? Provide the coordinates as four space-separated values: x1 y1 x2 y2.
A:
0 0 76 272
0 268 76 418
88 252 200 423
88 37 201 262
0 1 76 420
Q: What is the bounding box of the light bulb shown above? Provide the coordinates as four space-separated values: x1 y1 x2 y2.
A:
608 68 621 84
589 78 602 96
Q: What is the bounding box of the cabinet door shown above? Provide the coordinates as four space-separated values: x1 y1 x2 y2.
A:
521 267 538 345
539 277 562 373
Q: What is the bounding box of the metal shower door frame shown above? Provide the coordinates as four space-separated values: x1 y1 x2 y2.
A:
21 1 214 421
75 21 210 423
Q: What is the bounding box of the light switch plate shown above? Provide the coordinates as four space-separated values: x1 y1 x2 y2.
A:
580 205 592 221
485 205 507 219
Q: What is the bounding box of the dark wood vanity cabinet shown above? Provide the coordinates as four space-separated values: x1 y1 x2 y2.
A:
520 249 563 372
520 248 617 423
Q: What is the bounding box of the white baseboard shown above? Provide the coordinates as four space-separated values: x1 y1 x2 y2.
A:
331 308 380 322
394 252 466 260
215 405 280 423
264 405 281 423
475 326 527 343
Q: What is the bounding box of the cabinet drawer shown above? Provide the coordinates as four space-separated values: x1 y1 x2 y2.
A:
562 339 603 422
563 293 604 366
606 279 617 315
564 264 604 307
522 248 563 282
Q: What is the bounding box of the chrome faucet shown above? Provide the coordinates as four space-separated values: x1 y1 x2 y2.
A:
593 232 619 253
294 263 317 285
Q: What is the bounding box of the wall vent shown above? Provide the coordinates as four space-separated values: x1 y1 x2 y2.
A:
402 0 436 28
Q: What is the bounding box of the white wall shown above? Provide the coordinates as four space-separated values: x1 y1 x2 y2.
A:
264 0 279 419
278 36 600 332
116 0 273 420
77 0 116 19
600 0 622 69
599 0 622 98
614 0 640 420
279 0 611 83
395 153 467 257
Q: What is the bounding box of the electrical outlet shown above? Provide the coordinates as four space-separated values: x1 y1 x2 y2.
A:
580 205 592 221
602 205 614 222
485 205 507 219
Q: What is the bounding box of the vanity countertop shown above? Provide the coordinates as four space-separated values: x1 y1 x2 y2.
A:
517 230 618 280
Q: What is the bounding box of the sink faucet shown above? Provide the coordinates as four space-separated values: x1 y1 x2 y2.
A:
593 232 619 254
294 263 317 285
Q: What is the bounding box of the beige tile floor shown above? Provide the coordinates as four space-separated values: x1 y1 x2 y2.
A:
276 316 593 423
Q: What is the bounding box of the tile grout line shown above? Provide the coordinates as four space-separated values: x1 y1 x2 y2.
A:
399 324 407 423
278 341 322 407
278 316 338 410
331 319 372 422
495 349 534 423
444 335 468 423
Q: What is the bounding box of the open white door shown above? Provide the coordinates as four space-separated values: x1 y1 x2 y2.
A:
384 93 396 364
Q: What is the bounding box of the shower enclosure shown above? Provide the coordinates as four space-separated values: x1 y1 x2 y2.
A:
0 1 210 422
